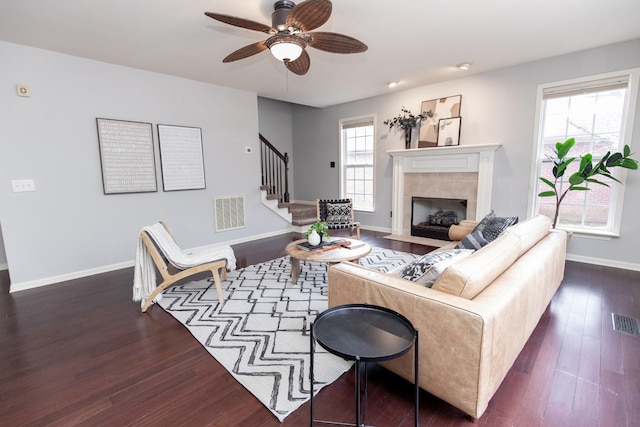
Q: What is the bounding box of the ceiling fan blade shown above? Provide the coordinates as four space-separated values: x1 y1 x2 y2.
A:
204 12 273 33
223 41 268 63
307 32 368 54
285 49 310 75
286 0 332 32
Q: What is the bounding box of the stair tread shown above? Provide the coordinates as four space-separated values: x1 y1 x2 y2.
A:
292 217 318 226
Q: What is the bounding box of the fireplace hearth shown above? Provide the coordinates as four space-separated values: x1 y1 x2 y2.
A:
411 197 467 240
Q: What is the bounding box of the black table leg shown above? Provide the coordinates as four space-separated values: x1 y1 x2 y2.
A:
414 329 419 427
355 356 361 427
310 321 315 427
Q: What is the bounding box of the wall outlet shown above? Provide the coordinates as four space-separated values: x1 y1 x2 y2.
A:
11 179 35 192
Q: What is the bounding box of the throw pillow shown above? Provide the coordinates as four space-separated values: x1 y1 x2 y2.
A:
456 230 489 250
326 202 352 224
472 211 518 242
398 249 474 287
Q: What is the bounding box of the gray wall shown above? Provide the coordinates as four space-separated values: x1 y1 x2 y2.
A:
0 41 291 287
291 39 640 268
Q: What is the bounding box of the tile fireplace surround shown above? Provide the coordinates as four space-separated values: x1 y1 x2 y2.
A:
388 144 501 237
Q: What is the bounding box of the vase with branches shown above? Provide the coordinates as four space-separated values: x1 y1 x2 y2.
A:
538 137 638 228
384 106 434 149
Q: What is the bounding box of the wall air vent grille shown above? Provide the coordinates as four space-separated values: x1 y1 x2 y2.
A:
214 196 245 232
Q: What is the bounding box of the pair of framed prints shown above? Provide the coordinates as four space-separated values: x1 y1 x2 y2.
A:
417 95 462 148
96 118 205 194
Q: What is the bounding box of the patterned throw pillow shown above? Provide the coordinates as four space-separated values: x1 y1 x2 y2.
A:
472 211 518 242
398 249 474 287
326 202 352 224
456 230 489 250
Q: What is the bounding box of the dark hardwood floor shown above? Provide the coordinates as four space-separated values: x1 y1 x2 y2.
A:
1 230 638 426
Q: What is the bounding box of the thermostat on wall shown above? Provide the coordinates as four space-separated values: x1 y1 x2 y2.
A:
16 84 31 97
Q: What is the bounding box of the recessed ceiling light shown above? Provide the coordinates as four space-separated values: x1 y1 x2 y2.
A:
457 63 472 70
387 81 398 88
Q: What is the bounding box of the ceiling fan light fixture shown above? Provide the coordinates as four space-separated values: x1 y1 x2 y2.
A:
266 36 305 62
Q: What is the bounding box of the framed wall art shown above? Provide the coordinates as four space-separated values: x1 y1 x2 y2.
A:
96 118 157 194
418 95 462 147
157 124 206 191
437 117 461 147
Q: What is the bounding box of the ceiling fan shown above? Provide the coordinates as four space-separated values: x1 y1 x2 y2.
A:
204 0 367 75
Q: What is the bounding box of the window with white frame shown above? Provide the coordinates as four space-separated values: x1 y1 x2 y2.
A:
340 116 375 212
530 68 639 235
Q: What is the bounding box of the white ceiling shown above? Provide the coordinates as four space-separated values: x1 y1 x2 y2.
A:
2 0 640 108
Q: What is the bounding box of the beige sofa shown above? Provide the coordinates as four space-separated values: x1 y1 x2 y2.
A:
327 215 568 421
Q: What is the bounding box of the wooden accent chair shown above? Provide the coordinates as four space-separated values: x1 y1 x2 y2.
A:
138 222 230 312
316 198 361 239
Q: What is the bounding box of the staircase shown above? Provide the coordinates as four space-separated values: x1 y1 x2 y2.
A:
287 203 318 226
259 134 317 229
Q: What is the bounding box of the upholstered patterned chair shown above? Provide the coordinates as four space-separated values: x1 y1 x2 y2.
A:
316 198 360 239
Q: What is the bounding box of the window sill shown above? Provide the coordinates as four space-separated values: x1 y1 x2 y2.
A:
557 226 619 240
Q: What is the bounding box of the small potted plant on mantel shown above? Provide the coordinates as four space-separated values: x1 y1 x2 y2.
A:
306 221 329 246
384 106 433 149
538 137 638 228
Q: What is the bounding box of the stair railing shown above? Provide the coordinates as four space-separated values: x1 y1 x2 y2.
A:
259 134 290 203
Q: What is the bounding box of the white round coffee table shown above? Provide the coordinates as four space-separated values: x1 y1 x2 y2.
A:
285 238 372 283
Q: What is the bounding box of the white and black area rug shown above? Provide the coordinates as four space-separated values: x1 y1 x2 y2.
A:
158 247 419 421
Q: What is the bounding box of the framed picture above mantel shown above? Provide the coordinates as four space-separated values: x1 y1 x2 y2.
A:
418 95 462 148
437 117 461 147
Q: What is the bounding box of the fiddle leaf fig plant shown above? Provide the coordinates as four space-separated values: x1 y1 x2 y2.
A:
538 137 638 228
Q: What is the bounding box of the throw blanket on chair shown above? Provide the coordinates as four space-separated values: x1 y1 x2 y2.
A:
132 223 236 307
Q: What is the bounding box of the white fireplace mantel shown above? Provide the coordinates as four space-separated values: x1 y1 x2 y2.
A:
388 144 501 235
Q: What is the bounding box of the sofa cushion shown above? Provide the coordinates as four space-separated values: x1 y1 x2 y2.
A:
456 230 489 250
398 249 473 287
504 214 552 257
433 215 552 299
432 231 521 299
473 211 518 242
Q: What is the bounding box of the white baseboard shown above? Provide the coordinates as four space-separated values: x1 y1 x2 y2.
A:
360 224 391 234
10 260 135 293
8 228 295 293
565 253 640 272
8 226 638 292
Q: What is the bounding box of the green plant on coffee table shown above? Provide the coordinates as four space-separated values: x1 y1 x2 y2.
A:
538 137 638 228
306 221 329 238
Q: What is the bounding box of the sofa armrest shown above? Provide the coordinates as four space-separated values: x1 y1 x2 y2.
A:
448 220 478 241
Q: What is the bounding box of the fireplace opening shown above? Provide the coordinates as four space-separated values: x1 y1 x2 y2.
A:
411 197 467 240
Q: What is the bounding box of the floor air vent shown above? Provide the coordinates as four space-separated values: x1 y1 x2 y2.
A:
214 196 245 232
612 313 640 337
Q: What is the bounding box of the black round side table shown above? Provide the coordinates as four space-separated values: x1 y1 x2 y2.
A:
310 303 419 427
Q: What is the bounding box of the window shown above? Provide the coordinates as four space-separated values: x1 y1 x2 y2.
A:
340 115 375 211
530 68 639 235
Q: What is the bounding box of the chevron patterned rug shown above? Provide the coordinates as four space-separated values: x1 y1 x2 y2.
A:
158 247 419 421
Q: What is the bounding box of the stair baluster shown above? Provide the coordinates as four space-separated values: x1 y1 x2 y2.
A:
259 134 290 203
